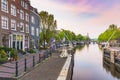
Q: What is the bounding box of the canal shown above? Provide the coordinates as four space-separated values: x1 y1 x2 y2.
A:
72 44 120 80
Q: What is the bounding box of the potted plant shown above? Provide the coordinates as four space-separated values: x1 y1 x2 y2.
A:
0 49 8 64
10 49 18 61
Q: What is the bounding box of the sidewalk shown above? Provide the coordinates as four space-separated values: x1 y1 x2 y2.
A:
19 49 67 80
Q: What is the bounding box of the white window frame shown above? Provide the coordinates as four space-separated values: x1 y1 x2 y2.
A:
25 36 29 48
25 13 29 22
1 0 8 13
26 24 29 33
36 28 39 36
11 4 16 16
31 26 34 35
20 10 24 20
20 22 24 32
1 16 8 29
11 19 16 30
25 3 28 9
21 0 24 7
31 16 35 24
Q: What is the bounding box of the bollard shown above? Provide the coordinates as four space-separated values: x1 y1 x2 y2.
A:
45 52 47 59
47 51 49 58
45 52 46 58
39 54 41 63
24 58 27 72
44 54 45 60
50 50 52 56
15 61 18 77
33 56 35 67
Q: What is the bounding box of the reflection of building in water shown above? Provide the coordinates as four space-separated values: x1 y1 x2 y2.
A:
86 44 89 52
103 57 120 79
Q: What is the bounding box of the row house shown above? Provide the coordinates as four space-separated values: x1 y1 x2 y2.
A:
30 6 40 49
0 0 40 50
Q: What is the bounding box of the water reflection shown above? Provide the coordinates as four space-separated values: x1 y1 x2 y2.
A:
73 44 120 80
103 57 120 79
74 45 85 51
86 44 89 52
98 44 103 51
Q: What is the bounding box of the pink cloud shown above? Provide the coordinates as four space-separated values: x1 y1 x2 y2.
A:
88 4 120 27
31 0 120 38
52 0 115 15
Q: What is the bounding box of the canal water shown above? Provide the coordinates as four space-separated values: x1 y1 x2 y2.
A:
72 44 120 80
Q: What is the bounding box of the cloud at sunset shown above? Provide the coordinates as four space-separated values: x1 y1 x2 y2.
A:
31 0 120 38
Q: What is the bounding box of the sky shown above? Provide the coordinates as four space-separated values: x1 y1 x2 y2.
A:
30 0 120 38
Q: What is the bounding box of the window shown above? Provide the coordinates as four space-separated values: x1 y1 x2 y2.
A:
13 35 16 40
20 22 24 32
21 0 24 7
21 0 28 9
25 13 29 22
11 5 16 16
25 36 29 48
11 19 16 30
31 27 34 35
31 16 35 24
1 16 8 29
1 0 8 12
26 24 29 33
25 3 28 9
20 10 24 20
36 28 39 36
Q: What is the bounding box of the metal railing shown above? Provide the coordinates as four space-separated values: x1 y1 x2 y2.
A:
15 50 52 77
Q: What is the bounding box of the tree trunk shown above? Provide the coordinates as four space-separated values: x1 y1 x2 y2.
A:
44 38 45 49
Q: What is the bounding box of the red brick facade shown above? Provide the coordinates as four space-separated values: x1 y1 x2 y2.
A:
0 0 31 50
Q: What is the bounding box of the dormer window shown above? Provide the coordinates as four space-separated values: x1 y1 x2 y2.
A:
21 0 24 7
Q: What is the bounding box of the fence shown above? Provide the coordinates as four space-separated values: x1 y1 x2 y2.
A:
15 50 52 77
0 50 52 79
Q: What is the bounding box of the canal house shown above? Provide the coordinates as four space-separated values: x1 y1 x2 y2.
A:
0 0 31 50
29 6 40 49
0 0 41 51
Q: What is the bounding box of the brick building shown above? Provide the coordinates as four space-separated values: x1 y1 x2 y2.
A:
0 0 31 50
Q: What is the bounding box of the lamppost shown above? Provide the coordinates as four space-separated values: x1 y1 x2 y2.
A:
8 32 12 60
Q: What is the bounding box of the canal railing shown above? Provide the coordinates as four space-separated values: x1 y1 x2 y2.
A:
0 50 52 79
16 50 52 77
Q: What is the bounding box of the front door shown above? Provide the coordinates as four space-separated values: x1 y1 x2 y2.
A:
11 34 24 50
